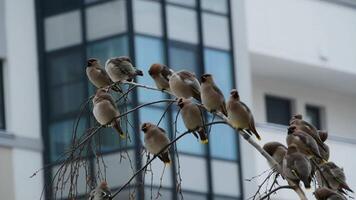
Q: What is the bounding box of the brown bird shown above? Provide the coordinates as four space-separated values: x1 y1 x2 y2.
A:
263 142 287 169
200 74 227 116
92 89 125 138
105 56 143 82
177 98 208 144
283 144 312 189
141 123 171 164
227 89 261 140
316 162 354 194
169 70 201 101
88 181 112 200
314 187 346 200
148 63 174 91
287 126 322 160
86 58 122 92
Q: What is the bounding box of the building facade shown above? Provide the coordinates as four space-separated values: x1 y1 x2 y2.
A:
0 0 356 200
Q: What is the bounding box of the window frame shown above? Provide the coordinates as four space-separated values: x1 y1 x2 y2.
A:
0 61 5 130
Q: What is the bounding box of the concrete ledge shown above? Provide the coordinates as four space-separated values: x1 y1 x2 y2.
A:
0 130 43 152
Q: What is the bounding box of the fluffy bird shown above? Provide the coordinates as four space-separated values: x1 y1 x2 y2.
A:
88 181 112 200
314 187 346 200
283 144 312 189
169 70 201 101
105 56 143 82
200 74 227 116
227 89 261 140
141 123 171 164
86 58 121 92
148 63 174 91
177 98 208 144
92 88 125 138
316 162 354 193
263 142 287 169
287 126 322 160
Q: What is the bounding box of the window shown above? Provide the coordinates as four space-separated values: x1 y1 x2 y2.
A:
265 95 292 126
209 123 237 160
169 41 199 75
306 105 323 129
202 14 230 50
167 0 196 7
0 61 5 129
134 0 163 37
201 0 228 14
44 10 82 51
42 0 81 16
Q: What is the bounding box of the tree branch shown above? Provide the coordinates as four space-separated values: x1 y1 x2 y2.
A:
260 185 294 200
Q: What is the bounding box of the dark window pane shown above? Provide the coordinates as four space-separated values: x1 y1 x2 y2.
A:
135 36 165 102
47 47 83 87
42 0 81 16
204 49 232 98
306 105 322 129
265 95 292 126
201 0 228 14
0 62 5 129
169 42 199 75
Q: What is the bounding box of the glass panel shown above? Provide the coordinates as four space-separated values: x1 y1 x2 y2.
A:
214 197 241 200
43 0 81 16
306 105 322 129
169 42 199 75
204 49 232 98
49 118 87 162
212 160 240 197
135 36 166 102
47 48 83 87
209 122 237 160
85 0 127 41
145 187 172 200
179 155 208 192
181 192 207 200
265 95 292 126
87 36 129 66
167 0 196 7
173 109 205 155
134 0 162 37
202 14 230 50
0 63 4 129
201 0 228 14
167 5 198 44
45 11 82 51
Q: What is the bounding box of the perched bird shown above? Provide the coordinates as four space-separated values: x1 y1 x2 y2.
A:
88 181 112 200
287 126 323 160
314 187 346 200
86 58 121 92
141 123 171 164
177 98 208 144
92 88 125 138
148 63 174 91
227 89 261 140
105 56 143 82
169 70 201 101
316 162 354 193
200 74 227 116
263 142 287 169
283 144 312 189
318 130 328 142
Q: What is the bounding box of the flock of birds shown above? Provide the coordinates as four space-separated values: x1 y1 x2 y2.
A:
84 56 352 200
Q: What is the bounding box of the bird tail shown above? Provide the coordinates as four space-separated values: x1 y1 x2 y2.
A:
341 183 354 193
247 129 261 141
113 120 126 139
303 180 311 190
197 127 208 144
158 152 171 164
220 104 228 116
135 69 143 76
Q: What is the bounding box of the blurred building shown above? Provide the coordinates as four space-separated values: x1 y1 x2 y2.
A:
0 0 355 200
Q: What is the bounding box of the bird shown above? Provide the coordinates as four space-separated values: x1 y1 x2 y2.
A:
316 162 354 193
169 70 201 101
177 98 208 144
88 181 112 200
314 187 347 200
92 88 125 138
105 56 143 82
318 130 328 142
86 58 122 92
286 126 323 160
283 144 312 189
226 89 261 140
263 142 287 169
148 63 174 91
316 130 330 162
141 123 171 164
200 74 227 116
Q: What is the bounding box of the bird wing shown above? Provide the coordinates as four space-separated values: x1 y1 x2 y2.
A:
161 65 173 82
240 101 260 138
179 71 201 100
98 67 114 84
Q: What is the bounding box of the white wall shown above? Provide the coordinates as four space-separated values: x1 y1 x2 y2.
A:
0 0 6 57
246 0 356 75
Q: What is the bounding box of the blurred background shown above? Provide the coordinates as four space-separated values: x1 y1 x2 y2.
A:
0 0 356 199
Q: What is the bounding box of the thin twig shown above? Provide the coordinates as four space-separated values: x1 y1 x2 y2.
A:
260 185 294 200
